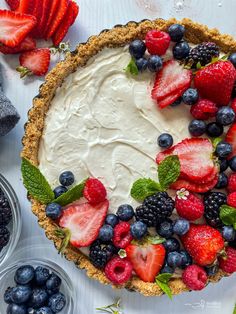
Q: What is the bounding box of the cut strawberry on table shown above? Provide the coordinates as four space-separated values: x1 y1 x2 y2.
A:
17 48 51 77
0 36 36 54
126 242 165 282
58 200 109 248
6 0 19 10
225 123 236 159
0 9 37 47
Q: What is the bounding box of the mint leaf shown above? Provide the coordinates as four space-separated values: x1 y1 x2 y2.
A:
55 179 87 206
158 155 180 190
220 205 236 229
125 58 138 75
155 273 172 299
21 158 54 204
130 178 161 201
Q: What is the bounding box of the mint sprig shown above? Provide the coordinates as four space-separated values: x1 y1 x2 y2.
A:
155 273 173 299
96 299 122 314
220 205 236 230
55 179 87 206
130 178 161 202
125 58 138 75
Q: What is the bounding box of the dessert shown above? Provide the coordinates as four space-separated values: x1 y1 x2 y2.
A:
22 18 236 296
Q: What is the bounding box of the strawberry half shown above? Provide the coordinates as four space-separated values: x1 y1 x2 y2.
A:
59 200 108 248
126 243 165 282
0 36 36 54
0 9 37 47
171 175 218 193
152 60 192 108
6 0 19 10
226 123 236 159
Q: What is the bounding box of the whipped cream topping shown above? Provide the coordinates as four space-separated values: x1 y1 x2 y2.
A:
38 46 193 211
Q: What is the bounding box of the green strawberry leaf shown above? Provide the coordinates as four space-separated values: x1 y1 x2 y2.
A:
125 58 139 76
130 178 161 202
212 137 222 149
158 155 180 190
219 205 236 229
21 158 54 204
155 273 173 299
146 235 166 245
55 179 87 206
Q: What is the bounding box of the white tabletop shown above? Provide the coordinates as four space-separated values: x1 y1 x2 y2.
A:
0 0 235 313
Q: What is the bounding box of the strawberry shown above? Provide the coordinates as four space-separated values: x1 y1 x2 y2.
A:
29 0 43 38
17 0 35 14
52 0 79 46
171 175 218 193
228 173 236 193
194 61 236 105
225 123 236 159
219 246 236 274
58 200 108 248
0 36 36 54
190 99 218 120
43 0 60 38
0 10 37 48
227 192 236 208
126 242 165 282
181 224 225 266
231 98 236 115
151 60 192 108
6 0 19 10
17 48 50 77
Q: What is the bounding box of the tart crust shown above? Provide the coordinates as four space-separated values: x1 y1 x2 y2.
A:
21 18 234 296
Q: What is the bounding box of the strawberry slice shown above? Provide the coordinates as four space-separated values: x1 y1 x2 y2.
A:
171 174 218 193
36 0 52 38
0 9 37 48
30 0 43 38
17 0 35 14
43 0 60 38
126 243 165 282
6 0 19 10
0 36 36 54
226 123 236 159
157 86 187 109
59 200 108 248
52 0 79 46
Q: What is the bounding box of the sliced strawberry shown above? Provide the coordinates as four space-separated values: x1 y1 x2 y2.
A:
30 0 43 38
171 174 218 193
0 10 37 48
43 0 60 38
36 0 52 38
197 165 219 184
0 36 36 54
157 86 186 109
226 123 236 159
17 0 35 14
6 0 19 10
126 243 165 282
59 200 108 248
52 0 79 46
17 48 50 77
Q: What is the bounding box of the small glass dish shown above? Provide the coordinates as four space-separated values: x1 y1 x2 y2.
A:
0 173 22 268
0 258 76 313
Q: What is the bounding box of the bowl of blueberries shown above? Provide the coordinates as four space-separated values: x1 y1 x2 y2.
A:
0 259 75 314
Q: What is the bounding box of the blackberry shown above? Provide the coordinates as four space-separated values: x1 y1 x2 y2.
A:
89 240 116 269
0 192 12 226
186 42 219 68
204 192 227 227
0 226 10 249
135 192 174 227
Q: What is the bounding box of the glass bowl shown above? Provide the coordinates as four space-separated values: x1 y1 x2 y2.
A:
0 258 76 313
0 173 22 268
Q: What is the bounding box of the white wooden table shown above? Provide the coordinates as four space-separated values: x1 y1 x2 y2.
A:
0 0 235 313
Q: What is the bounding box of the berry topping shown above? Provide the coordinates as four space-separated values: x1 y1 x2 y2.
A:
113 222 133 249
0 36 36 55
105 214 119 228
147 55 163 72
226 123 236 159
145 30 170 56
34 266 50 286
130 221 147 239
45 203 62 220
228 173 236 192
215 172 228 189
186 42 220 67
135 57 148 72
173 218 190 235
219 246 236 273
182 88 199 105
204 192 227 227
227 191 236 208
167 251 182 268
221 225 236 242
219 158 228 172
53 185 67 198
157 133 173 148
182 265 207 290
14 265 34 285
105 256 133 285
116 204 134 221
231 98 236 114
216 107 235 126
173 41 190 60
59 171 74 187
156 219 173 238
160 264 174 274
0 192 12 226
126 242 166 282
83 178 107 205
190 99 218 120
188 119 206 137
168 24 185 42
171 176 218 193
129 39 146 59
229 156 236 171
48 292 66 313
11 285 32 304
179 250 192 268
98 224 114 242
205 264 219 276
206 122 223 137
89 240 116 269
163 237 180 253
215 141 233 158
228 52 236 68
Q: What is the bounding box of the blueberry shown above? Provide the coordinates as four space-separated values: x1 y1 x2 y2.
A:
14 266 35 285
188 119 206 137
219 158 228 172
156 219 173 238
46 288 59 296
229 156 236 171
163 237 180 252
11 286 32 304
170 97 182 107
4 287 13 304
98 224 114 242
173 41 190 60
59 171 74 186
46 273 61 291
129 40 146 59
205 264 219 276
167 251 182 268
35 307 53 314
53 186 67 198
215 172 228 189
221 225 236 241
229 240 236 249
7 304 27 314
173 219 190 236
34 267 50 286
216 141 232 158
157 133 173 148
216 107 235 126
206 122 223 137
228 52 236 68
160 264 174 274
45 203 62 220
105 214 119 227
135 58 148 72
147 55 163 72
179 250 192 268
27 308 34 314
116 204 134 221
168 24 185 42
29 288 48 309
48 293 66 313
182 88 199 105
130 221 147 239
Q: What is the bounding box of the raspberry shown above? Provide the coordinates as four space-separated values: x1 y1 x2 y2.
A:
219 246 236 273
113 222 133 249
182 265 207 290
228 173 236 193
145 30 170 56
83 178 107 205
231 98 236 115
190 99 218 120
227 192 236 208
175 189 204 221
105 256 133 285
